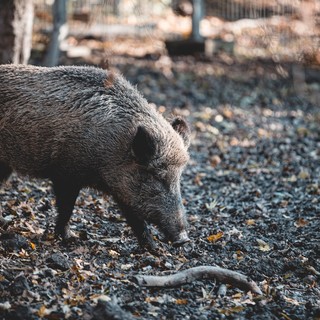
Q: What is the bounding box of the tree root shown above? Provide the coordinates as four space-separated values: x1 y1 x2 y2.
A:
133 266 262 295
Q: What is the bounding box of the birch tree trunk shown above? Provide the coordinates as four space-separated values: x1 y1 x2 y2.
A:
0 0 34 64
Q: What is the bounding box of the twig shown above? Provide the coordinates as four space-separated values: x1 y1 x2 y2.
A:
133 266 262 295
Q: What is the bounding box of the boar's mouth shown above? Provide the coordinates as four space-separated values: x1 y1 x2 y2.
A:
147 210 190 247
171 230 190 247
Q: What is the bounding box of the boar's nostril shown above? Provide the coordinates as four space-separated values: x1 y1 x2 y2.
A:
172 231 190 247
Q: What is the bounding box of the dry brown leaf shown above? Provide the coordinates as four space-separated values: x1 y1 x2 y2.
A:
236 250 244 260
280 200 289 208
175 299 188 305
207 231 224 243
194 173 205 186
246 219 255 226
29 242 36 250
210 155 222 167
294 218 309 227
218 306 245 315
37 305 47 317
232 293 243 299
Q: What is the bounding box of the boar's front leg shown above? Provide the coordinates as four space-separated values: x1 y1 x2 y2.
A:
122 209 156 251
52 178 80 240
0 162 12 184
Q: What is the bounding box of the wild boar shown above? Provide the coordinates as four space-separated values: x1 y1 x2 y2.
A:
0 64 191 250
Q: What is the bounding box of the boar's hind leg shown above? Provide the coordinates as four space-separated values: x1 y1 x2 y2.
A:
0 162 12 184
52 179 80 240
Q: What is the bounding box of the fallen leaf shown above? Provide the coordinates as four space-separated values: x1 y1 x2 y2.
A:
37 305 47 317
207 231 224 242
210 155 221 167
29 242 36 250
236 250 244 260
108 250 120 257
280 200 289 208
194 173 205 186
284 296 301 306
246 219 255 226
90 294 111 303
298 170 310 180
121 264 133 270
256 239 271 251
287 175 297 182
19 249 29 258
175 299 188 305
218 306 245 315
294 218 309 227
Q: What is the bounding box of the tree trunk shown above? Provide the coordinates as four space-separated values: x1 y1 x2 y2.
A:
44 0 68 67
0 0 34 64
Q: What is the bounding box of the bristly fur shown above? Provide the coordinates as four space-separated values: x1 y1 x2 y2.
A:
0 64 191 248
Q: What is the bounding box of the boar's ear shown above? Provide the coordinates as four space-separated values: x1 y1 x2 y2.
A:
171 117 191 148
132 126 156 165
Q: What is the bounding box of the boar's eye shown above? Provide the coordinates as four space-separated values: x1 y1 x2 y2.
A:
132 126 156 166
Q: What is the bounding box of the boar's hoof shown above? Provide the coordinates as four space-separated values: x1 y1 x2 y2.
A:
172 231 190 247
55 225 76 242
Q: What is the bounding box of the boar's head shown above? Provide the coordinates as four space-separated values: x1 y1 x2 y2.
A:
113 117 191 248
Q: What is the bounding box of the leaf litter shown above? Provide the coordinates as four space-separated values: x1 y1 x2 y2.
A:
0 42 320 319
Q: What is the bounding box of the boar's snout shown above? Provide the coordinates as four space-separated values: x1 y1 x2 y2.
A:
172 230 190 247
160 206 190 246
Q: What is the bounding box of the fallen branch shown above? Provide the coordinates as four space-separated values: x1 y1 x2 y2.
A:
133 266 262 295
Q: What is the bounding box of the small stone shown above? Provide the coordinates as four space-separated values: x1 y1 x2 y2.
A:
0 233 29 252
46 252 70 271
8 276 30 296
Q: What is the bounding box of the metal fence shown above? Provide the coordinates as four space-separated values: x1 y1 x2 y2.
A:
32 0 320 64
205 0 319 20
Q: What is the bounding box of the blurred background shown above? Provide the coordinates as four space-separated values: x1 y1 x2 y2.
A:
0 0 319 106
1 1 319 67
35 0 320 66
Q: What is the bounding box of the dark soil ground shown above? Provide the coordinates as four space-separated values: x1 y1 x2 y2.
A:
1 42 320 319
